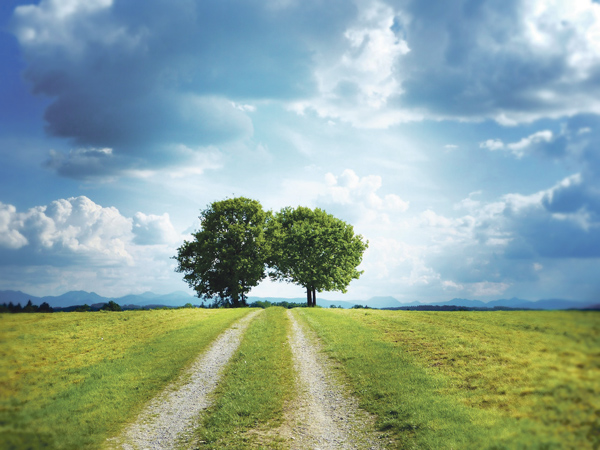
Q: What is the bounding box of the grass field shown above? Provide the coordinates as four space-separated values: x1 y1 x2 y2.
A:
2 308 598 449
0 308 250 450
298 309 600 449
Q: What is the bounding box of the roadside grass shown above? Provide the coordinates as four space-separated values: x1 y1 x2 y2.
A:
0 308 250 450
298 308 600 449
192 307 295 449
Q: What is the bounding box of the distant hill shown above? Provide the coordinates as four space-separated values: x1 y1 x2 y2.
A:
0 290 197 309
0 290 596 310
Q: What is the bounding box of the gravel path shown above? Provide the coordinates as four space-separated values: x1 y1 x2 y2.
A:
286 310 383 450
106 310 261 450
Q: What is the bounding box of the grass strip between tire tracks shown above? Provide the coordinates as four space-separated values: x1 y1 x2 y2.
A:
192 307 295 449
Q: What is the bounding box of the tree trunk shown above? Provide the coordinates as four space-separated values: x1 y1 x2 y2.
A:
306 287 311 307
312 287 317 307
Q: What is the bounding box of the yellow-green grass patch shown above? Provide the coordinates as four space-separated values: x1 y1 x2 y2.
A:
298 308 600 449
0 308 250 450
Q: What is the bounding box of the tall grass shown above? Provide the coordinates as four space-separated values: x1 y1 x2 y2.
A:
0 308 250 450
298 309 600 449
192 307 295 449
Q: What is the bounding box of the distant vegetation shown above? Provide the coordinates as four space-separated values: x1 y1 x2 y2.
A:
0 300 208 313
248 299 306 309
0 300 53 313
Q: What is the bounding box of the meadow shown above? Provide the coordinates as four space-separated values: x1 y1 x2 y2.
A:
1 307 598 449
299 308 600 449
0 308 250 449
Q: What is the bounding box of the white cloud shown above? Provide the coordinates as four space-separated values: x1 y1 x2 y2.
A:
480 130 554 158
0 203 28 249
290 0 414 128
324 169 409 213
506 130 553 158
19 196 134 264
0 196 190 296
470 281 510 297
479 139 505 151
361 237 440 287
132 212 179 245
0 196 183 266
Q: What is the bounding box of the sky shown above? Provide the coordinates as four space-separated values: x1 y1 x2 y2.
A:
1 0 600 303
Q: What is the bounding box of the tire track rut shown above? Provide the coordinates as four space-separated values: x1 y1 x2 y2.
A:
286 309 383 450
106 310 261 450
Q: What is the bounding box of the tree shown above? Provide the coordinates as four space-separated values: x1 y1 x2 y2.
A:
174 197 269 308
38 302 53 313
101 301 122 311
23 300 38 313
268 206 368 307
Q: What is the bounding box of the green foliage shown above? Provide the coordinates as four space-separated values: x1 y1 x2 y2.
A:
38 302 53 313
0 308 249 450
297 309 600 449
268 206 368 305
194 307 294 449
248 300 305 309
101 301 122 311
23 300 38 313
174 197 269 307
0 301 53 313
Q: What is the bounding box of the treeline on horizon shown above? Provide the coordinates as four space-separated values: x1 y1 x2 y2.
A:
0 299 313 314
6 299 591 314
0 299 126 314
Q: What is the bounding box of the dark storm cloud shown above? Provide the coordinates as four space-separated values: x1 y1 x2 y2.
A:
385 0 600 122
10 0 356 176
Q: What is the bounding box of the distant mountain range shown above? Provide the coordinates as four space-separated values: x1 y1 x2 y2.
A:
0 290 596 310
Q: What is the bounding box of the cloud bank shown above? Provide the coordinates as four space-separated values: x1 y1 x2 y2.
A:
12 0 600 180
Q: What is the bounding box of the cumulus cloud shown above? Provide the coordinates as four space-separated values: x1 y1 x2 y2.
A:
132 212 179 245
0 203 28 249
12 0 600 162
278 169 409 225
290 0 413 127
448 173 600 260
388 169 600 300
324 169 409 213
395 0 600 123
0 196 182 267
286 0 600 127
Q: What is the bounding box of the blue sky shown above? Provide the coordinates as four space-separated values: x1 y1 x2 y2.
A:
1 0 600 303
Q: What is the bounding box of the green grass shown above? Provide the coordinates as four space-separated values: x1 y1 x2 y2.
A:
297 308 600 449
192 307 295 449
0 308 251 450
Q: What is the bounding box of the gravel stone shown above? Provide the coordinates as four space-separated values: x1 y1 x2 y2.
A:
105 310 261 450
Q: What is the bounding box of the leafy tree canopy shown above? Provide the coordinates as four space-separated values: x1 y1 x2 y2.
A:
174 197 269 307
268 206 368 306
